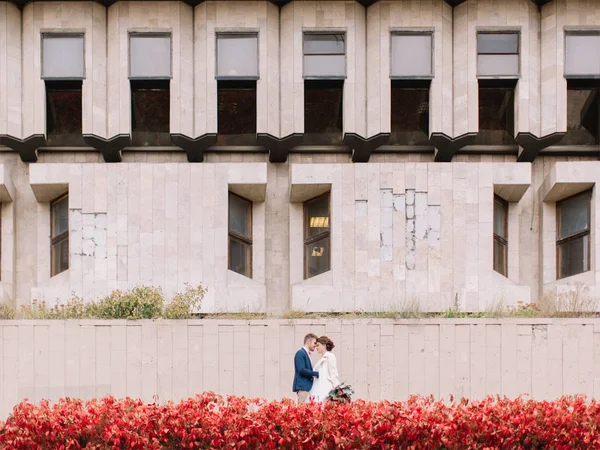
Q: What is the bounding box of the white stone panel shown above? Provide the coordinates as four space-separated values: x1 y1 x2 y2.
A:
453 0 540 136
194 1 279 137
280 1 366 136
22 2 107 137
107 1 193 137
28 163 268 313
0 3 22 137
366 0 452 137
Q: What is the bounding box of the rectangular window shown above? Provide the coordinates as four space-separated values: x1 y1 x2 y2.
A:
217 81 257 146
304 193 331 280
560 80 600 145
475 80 516 145
129 33 172 79
557 190 591 279
565 33 600 78
217 33 259 79
477 32 519 78
130 80 171 146
129 33 171 147
228 192 252 278
45 80 84 146
42 34 85 146
304 80 343 145
51 194 69 277
390 33 433 78
303 33 346 79
493 196 508 277
42 34 85 79
390 80 430 145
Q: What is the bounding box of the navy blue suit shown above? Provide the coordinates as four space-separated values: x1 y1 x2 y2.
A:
292 348 319 392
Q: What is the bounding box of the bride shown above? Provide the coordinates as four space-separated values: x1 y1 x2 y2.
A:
309 336 340 403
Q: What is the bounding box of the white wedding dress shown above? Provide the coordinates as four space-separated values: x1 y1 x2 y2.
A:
309 351 340 403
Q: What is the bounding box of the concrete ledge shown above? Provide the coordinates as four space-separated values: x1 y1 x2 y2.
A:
29 164 70 202
0 165 15 203
492 163 531 202
539 162 600 202
226 163 268 201
289 163 333 202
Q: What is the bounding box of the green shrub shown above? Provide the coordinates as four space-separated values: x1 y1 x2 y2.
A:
0 284 206 320
89 286 165 320
0 302 16 319
163 284 207 319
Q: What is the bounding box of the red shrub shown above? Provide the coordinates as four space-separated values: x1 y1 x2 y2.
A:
1 394 600 449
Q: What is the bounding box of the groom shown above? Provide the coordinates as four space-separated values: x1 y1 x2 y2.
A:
292 333 319 403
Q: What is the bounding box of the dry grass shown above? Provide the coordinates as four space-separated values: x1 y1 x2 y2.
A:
2 283 599 320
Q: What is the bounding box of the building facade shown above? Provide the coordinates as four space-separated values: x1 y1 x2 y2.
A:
0 0 597 313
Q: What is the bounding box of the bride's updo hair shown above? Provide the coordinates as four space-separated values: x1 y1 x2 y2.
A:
317 335 335 351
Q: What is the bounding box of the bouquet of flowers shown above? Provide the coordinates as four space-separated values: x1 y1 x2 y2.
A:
327 382 355 404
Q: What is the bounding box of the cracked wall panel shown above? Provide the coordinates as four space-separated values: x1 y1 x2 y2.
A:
427 206 441 250
415 192 428 240
79 213 108 260
380 189 393 262
405 189 416 271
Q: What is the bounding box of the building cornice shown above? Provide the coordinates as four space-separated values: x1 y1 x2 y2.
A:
1 0 558 10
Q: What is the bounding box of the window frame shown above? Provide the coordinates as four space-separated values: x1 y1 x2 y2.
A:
217 79 257 145
476 31 520 79
50 193 69 277
303 79 344 145
303 192 331 280
564 31 600 80
390 79 431 146
493 195 508 277
130 79 172 147
475 79 517 145
128 32 173 81
302 31 347 80
560 79 600 145
216 32 259 81
41 32 86 80
556 189 592 280
228 191 253 278
389 31 434 80
45 79 85 146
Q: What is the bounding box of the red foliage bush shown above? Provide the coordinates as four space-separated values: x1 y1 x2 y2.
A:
1 394 600 449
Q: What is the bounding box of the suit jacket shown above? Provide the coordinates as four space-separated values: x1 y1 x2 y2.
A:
292 348 319 392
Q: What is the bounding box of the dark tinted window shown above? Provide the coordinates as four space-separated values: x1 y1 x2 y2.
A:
559 81 600 145
493 196 508 277
228 192 252 278
557 190 591 280
131 80 171 146
304 193 330 279
390 80 430 145
46 80 84 146
475 81 515 145
217 81 257 145
51 194 69 276
304 80 343 145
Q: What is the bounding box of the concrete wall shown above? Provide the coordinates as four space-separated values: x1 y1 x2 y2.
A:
22 1 107 138
195 1 279 137
108 1 193 138
366 0 453 137
1 318 599 418
289 161 531 312
0 153 593 312
0 0 597 310
280 0 367 137
28 162 269 312
4 0 599 139
453 0 541 136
